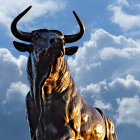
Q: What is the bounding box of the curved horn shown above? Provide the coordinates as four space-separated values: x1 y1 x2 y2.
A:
11 6 32 42
64 11 85 43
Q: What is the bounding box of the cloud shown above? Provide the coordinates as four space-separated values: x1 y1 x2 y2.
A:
67 28 140 128
0 48 28 110
0 48 29 139
109 74 140 89
0 0 66 29
68 29 140 86
76 73 140 126
79 81 108 107
80 81 107 94
106 74 140 106
116 95 140 127
108 1 140 30
0 48 27 83
3 81 29 104
100 46 140 60
117 0 129 7
94 99 112 110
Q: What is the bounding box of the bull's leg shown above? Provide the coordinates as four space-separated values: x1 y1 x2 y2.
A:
57 125 75 140
26 92 40 140
104 116 117 140
95 108 117 140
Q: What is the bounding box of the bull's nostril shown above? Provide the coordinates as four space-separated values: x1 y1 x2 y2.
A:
50 39 55 44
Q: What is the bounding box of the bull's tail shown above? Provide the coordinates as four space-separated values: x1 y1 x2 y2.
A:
96 108 118 140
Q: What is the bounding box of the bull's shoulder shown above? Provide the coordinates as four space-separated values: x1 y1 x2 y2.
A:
68 92 83 115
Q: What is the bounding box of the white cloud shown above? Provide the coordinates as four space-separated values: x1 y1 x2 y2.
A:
0 47 30 139
80 81 107 95
3 82 29 104
78 81 112 112
109 74 140 89
108 1 140 30
117 0 129 7
68 29 140 87
0 48 27 76
80 83 100 94
100 46 140 60
67 28 140 123
0 0 66 29
94 99 112 110
0 48 27 65
116 95 140 127
105 74 140 105
0 48 28 103
78 73 140 110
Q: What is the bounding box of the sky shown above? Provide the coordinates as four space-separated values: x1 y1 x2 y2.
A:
0 0 140 139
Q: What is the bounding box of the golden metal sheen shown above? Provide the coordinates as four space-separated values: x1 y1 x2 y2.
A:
11 6 117 140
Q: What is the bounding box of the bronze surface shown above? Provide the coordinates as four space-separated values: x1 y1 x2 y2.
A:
11 6 117 140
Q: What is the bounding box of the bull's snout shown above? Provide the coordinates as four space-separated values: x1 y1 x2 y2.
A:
49 38 65 56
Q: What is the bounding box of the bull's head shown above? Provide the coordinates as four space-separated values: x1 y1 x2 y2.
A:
11 6 85 105
11 6 85 61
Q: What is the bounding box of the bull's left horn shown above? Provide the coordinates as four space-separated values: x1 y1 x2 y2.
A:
11 6 32 42
64 11 85 43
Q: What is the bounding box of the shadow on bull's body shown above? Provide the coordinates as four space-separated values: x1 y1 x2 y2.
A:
11 6 117 140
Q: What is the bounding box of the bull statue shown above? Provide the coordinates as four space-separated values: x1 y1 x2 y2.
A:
11 6 117 140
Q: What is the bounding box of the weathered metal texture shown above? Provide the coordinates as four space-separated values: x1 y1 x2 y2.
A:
11 6 117 140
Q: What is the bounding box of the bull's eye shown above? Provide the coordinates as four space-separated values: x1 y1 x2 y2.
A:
34 32 40 39
50 39 55 44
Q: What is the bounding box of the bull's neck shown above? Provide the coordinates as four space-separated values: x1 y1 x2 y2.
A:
41 57 71 100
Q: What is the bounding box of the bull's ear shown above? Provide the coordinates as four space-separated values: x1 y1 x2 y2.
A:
13 41 33 53
65 46 78 56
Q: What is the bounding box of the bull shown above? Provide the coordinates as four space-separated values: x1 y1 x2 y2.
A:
11 6 117 140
